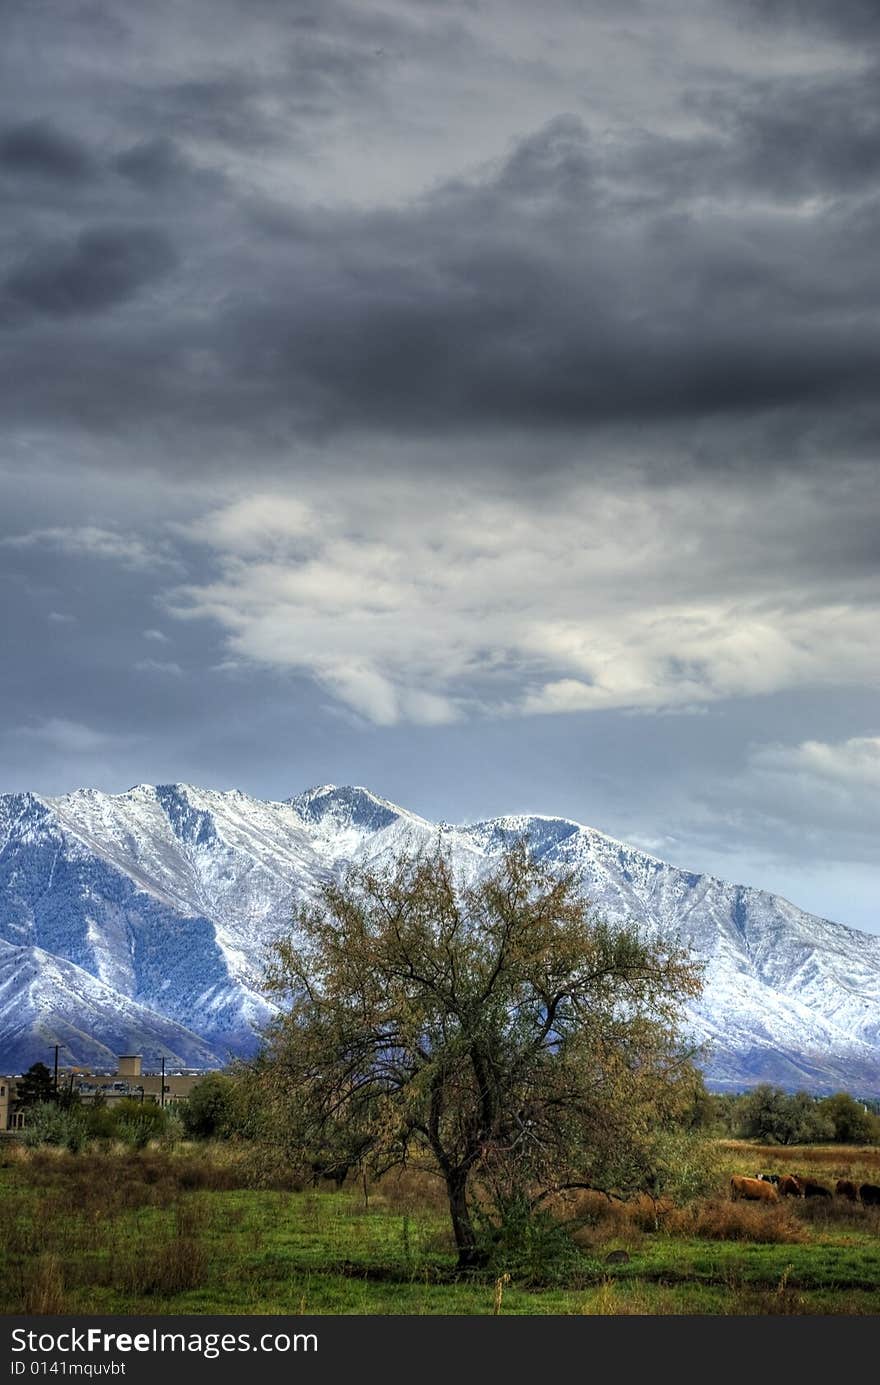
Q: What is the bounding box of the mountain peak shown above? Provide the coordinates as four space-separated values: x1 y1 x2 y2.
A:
288 783 404 832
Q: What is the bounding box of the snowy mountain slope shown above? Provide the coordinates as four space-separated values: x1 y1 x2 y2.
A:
0 782 878 1091
0 938 224 1072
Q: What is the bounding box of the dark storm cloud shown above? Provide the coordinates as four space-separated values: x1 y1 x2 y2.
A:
681 66 880 198
0 119 96 183
126 75 279 151
5 99 880 463
0 0 876 472
741 0 880 41
1 226 178 323
113 136 226 193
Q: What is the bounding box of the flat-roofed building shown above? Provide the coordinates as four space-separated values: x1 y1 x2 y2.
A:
0 1076 25 1131
0 1055 214 1129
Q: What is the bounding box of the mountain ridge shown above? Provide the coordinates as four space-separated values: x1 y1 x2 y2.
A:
0 782 878 1092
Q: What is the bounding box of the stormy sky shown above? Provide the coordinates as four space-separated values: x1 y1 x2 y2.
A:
1 0 879 932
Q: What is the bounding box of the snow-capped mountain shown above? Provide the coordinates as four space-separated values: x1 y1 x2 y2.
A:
1 782 878 1093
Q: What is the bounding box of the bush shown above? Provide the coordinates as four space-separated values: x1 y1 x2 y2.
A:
180 1074 239 1140
159 1108 185 1147
21 1102 88 1153
109 1100 170 1147
471 1195 590 1286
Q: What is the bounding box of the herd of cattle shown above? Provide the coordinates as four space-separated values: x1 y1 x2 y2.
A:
730 1173 880 1204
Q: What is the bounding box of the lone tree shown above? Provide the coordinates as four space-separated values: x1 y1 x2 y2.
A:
14 1062 55 1107
260 843 703 1268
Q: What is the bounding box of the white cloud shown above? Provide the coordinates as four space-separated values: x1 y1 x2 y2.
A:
177 494 314 558
143 628 170 643
165 475 880 726
751 737 880 790
1 525 175 570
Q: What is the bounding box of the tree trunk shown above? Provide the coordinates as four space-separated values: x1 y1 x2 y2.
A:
446 1169 482 1270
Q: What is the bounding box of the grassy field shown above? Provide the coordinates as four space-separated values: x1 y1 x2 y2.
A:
2 1139 878 1316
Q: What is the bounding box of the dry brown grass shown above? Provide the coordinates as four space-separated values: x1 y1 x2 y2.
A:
371 1167 452 1216
563 1186 813 1246
14 1146 254 1209
794 1196 880 1231
108 1236 208 1297
22 1255 66 1315
667 1198 808 1244
720 1141 880 1182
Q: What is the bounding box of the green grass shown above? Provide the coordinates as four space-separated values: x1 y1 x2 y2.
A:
2 1142 878 1316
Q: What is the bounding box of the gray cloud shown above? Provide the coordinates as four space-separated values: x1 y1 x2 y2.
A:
1 226 178 322
113 136 223 192
742 0 880 41
0 119 96 183
1 91 879 465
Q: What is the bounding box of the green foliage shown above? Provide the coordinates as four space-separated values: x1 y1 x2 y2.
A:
679 1075 718 1132
114 1106 165 1150
471 1194 589 1286
646 1128 721 1204
20 1102 88 1152
257 841 703 1268
816 1093 880 1145
22 1096 174 1149
15 1062 55 1107
737 1086 834 1145
160 1107 186 1147
180 1074 239 1140
727 1086 879 1146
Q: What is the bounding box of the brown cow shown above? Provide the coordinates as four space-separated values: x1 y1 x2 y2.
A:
731 1174 779 1202
778 1174 804 1198
859 1182 880 1206
836 1179 859 1201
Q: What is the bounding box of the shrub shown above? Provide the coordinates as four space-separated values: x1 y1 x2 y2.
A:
21 1102 88 1152
180 1073 240 1140
471 1194 591 1286
106 1100 169 1148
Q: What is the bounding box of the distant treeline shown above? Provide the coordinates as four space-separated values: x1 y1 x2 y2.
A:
694 1085 880 1146
144 1072 880 1150
12 1062 880 1154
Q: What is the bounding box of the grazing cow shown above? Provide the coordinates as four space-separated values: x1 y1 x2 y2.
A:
755 1173 780 1184
835 1179 859 1201
800 1178 832 1199
859 1182 880 1206
731 1174 779 1203
778 1175 804 1198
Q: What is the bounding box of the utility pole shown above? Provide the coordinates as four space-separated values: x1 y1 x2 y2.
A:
53 1045 59 1097
161 1056 166 1110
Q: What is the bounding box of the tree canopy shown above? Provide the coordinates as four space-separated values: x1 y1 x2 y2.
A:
258 842 704 1267
737 1085 880 1146
15 1061 55 1107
